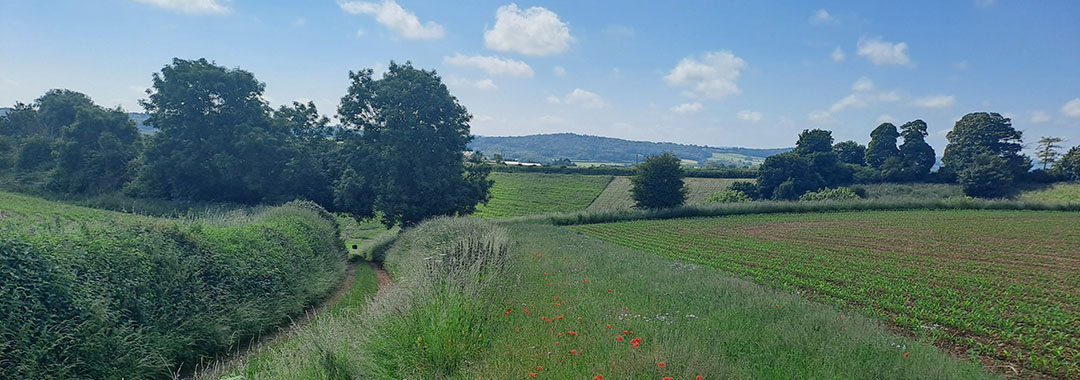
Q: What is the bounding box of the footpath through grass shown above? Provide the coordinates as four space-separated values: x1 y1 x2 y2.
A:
460 222 996 379
475 172 612 218
573 210 1079 379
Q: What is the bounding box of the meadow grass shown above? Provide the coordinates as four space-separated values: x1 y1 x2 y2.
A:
587 176 751 210
855 182 964 200
1020 181 1080 202
572 210 1079 379
0 191 346 379
475 172 612 218
455 222 997 379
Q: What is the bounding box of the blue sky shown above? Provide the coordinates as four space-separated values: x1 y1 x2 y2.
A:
1 0 1078 153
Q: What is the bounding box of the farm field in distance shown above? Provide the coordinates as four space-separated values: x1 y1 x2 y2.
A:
588 176 751 210
573 210 1080 379
475 172 612 218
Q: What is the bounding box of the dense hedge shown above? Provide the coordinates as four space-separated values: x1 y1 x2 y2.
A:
491 164 757 178
0 194 346 379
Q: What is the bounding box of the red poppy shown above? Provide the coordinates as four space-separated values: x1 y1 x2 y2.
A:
606 324 611 328
537 366 544 371
616 335 624 342
608 289 612 292
658 362 666 369
902 352 910 358
593 375 603 380
529 373 536 377
696 377 704 380
570 349 577 354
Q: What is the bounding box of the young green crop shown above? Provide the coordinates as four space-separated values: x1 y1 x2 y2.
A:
588 176 751 211
573 210 1080 379
475 172 612 217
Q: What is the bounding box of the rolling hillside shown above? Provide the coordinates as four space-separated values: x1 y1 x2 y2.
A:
469 133 790 167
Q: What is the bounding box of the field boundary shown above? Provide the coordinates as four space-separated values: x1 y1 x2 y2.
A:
497 198 1080 225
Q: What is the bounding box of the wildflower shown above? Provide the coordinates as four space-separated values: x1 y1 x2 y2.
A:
903 352 910 358
628 331 634 335
555 341 560 345
658 362 666 369
537 366 544 371
630 337 641 348
697 377 704 380
593 375 603 380
570 349 577 354
608 289 612 292
663 377 674 380
606 324 611 328
623 330 629 335
616 335 624 342
577 317 582 321
529 372 537 377
584 279 588 283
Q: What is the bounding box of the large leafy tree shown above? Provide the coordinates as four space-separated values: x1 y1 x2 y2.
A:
1054 146 1080 181
50 106 140 193
130 58 291 203
36 89 95 137
337 62 492 226
0 102 44 137
898 119 936 180
864 122 900 168
942 112 1030 178
630 152 687 209
833 140 866 165
273 101 339 206
756 152 824 200
958 153 1015 198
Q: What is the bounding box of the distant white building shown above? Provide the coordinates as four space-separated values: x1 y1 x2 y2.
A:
503 161 542 167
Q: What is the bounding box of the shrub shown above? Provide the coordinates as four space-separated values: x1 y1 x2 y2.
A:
958 153 1015 198
0 195 346 379
728 181 759 199
14 136 55 171
799 187 861 202
705 189 752 204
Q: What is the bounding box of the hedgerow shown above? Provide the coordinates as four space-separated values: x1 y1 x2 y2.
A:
0 193 346 379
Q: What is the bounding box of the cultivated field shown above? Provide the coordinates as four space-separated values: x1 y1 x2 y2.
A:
573 210 1080 379
475 172 612 217
587 176 750 210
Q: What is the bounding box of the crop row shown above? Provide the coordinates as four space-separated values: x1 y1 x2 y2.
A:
572 210 1080 379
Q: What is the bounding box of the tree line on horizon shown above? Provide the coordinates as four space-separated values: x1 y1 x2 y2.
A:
0 58 492 226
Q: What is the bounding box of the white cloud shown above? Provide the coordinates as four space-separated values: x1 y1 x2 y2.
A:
484 4 573 56
877 114 896 123
808 111 834 124
1030 111 1051 123
810 9 836 24
831 47 846 62
133 0 230 15
545 96 561 104
340 0 444 40
443 54 534 78
912 94 956 108
737 110 762 122
562 88 605 108
671 102 703 114
857 36 911 66
553 66 566 77
664 50 746 100
830 94 866 113
1063 98 1080 117
852 77 874 92
444 76 497 90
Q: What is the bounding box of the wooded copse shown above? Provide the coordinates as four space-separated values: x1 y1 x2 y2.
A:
0 59 491 227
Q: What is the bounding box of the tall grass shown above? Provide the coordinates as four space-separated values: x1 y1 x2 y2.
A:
0 194 346 379
211 217 512 379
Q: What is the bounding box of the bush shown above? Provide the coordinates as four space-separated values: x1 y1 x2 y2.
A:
728 181 759 199
958 153 1015 198
799 187 861 202
0 195 346 379
14 136 55 171
705 189 752 204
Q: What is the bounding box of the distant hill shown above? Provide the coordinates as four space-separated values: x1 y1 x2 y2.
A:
128 113 155 134
468 133 790 167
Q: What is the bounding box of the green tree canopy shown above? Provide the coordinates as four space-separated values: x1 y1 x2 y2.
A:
130 58 290 203
833 140 866 165
756 152 824 200
337 62 492 226
1054 146 1080 181
36 89 94 137
942 112 1030 178
50 106 140 193
794 129 835 155
898 119 936 180
958 152 1015 198
1035 136 1065 170
865 122 900 168
630 152 687 209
